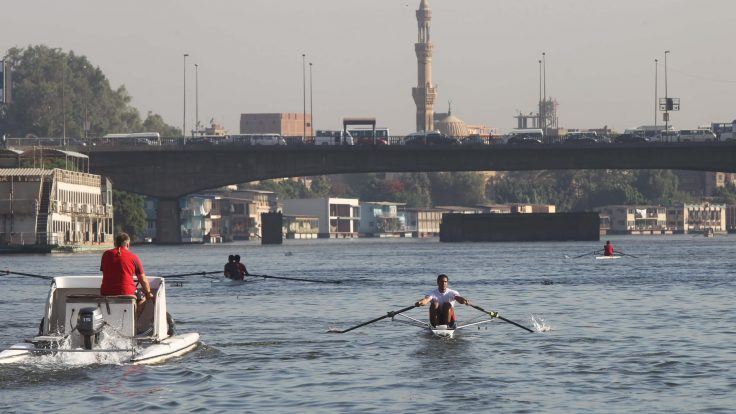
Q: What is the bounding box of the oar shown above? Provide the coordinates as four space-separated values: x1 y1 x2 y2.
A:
571 250 599 259
469 304 535 333
328 304 417 334
158 271 222 278
250 273 341 285
1 270 53 280
615 251 638 258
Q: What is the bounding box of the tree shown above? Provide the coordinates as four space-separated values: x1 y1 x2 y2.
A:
0 45 177 138
142 112 181 137
309 175 331 197
248 179 312 199
399 173 432 207
429 172 487 206
112 190 146 240
711 182 736 205
635 170 679 204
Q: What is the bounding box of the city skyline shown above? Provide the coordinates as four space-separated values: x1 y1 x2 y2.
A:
3 0 735 135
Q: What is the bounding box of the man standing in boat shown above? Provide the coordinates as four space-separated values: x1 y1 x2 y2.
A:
415 274 471 328
100 233 154 315
603 240 614 257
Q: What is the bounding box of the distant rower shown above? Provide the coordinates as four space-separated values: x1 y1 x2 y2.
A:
603 240 614 257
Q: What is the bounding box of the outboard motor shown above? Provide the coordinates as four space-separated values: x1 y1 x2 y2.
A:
77 307 104 350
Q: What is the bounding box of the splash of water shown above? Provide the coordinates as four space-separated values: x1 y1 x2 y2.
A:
33 327 134 367
530 315 551 332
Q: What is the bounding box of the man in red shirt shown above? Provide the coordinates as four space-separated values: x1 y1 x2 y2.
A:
100 233 154 315
603 240 614 256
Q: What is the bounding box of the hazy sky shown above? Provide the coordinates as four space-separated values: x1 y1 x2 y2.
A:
4 0 736 135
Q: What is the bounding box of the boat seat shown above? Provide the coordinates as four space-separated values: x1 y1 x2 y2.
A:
66 294 136 304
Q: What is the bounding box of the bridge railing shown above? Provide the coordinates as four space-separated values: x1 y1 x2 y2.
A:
5 135 736 150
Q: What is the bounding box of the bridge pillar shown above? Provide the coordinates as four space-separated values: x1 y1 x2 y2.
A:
155 198 181 244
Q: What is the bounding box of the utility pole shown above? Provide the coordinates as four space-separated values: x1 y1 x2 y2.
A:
195 63 199 136
302 53 306 143
309 62 314 139
664 50 670 132
654 58 658 129
183 53 189 143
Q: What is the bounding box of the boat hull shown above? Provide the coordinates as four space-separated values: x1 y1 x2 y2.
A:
0 334 200 365
429 324 456 338
131 333 200 364
0 343 34 364
596 256 621 260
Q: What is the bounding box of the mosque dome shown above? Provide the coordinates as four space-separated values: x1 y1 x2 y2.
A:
435 102 468 137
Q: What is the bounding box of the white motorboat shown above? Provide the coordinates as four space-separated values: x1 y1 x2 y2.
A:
0 276 199 365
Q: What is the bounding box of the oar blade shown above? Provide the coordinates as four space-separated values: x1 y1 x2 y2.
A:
470 304 535 333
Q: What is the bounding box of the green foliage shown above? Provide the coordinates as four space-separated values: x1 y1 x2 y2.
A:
143 112 181 137
112 190 146 240
398 173 432 207
710 183 736 205
429 172 487 206
19 157 81 171
309 175 332 197
488 169 705 211
635 170 679 204
0 45 177 138
249 179 313 200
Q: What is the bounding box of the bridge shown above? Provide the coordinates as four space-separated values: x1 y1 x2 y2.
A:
74 141 736 243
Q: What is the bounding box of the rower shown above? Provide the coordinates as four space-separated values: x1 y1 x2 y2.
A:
603 240 614 257
415 274 471 328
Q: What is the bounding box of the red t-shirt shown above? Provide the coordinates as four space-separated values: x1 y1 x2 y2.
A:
604 244 614 256
100 247 144 296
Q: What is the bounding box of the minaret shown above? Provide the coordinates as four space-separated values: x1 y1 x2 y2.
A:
412 0 437 132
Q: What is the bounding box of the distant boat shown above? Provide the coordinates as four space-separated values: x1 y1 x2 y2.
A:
703 228 715 238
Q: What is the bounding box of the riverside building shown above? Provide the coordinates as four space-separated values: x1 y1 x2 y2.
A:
0 168 113 252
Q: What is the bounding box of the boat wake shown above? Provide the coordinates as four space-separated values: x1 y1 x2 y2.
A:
530 315 552 332
33 330 132 367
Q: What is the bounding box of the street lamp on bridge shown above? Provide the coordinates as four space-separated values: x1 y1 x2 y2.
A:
195 63 199 136
309 62 313 139
183 53 189 143
302 53 306 143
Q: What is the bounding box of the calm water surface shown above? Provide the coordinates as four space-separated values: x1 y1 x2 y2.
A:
1 235 734 413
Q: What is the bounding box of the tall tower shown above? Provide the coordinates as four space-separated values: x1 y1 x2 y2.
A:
412 0 437 132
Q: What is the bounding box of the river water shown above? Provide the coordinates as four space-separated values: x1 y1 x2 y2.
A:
0 235 734 413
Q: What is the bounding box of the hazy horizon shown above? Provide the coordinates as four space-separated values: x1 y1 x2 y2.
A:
3 0 735 135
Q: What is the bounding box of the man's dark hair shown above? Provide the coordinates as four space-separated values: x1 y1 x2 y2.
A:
437 274 448 283
114 233 130 256
114 233 130 247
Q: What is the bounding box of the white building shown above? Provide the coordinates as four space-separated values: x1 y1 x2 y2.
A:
359 201 409 237
597 205 670 235
667 203 726 235
0 168 113 251
282 197 359 238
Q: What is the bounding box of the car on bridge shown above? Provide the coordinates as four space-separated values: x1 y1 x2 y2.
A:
315 130 354 145
614 134 650 143
506 135 543 145
564 133 605 144
404 132 461 146
461 134 488 145
349 128 390 146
